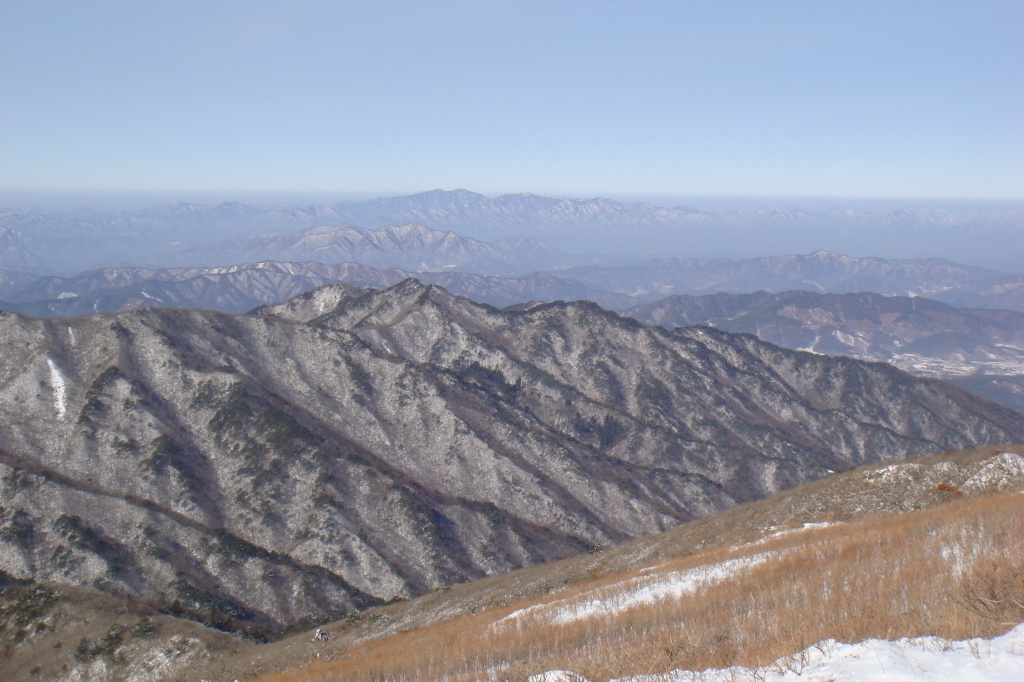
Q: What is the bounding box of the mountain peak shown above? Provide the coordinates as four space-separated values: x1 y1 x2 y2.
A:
380 222 447 237
409 188 489 204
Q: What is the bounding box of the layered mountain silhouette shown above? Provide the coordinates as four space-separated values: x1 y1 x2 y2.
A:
3 190 1022 273
1 250 1020 317
228 222 570 274
0 260 634 317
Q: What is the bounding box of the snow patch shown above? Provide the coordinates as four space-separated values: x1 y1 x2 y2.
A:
501 551 779 627
530 673 589 682
832 329 859 346
45 356 67 419
863 462 932 484
529 621 1024 681
798 335 822 353
962 453 1024 493
751 522 836 546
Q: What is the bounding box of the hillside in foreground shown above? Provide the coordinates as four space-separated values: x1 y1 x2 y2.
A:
2 443 1022 680
240 443 1024 681
1 446 1020 680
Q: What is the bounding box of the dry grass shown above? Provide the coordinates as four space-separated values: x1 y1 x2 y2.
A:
257 487 1024 682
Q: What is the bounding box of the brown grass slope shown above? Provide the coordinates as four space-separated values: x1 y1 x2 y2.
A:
239 443 1024 682
0 580 242 681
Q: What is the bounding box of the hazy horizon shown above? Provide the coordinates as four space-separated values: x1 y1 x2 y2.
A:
2 2 1021 200
2 2 1021 271
3 187 1023 215
1 187 1022 273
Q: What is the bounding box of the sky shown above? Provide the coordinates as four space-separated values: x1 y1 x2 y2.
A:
1 0 1022 201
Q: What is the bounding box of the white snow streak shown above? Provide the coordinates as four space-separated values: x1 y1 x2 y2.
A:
798 335 822 353
749 522 836 547
501 551 779 627
46 356 67 419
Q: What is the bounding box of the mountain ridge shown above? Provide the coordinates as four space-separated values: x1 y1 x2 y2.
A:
0 280 1018 637
2 248 1021 317
626 289 1024 413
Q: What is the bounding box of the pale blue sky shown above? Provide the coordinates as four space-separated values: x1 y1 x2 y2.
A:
1 0 1021 199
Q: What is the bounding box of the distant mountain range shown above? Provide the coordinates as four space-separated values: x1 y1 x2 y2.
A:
2 189 1022 273
1 249 1021 316
628 289 1024 359
627 290 1024 413
0 214 582 276
263 190 1024 265
0 226 46 272
556 250 1009 300
929 271 1024 312
0 280 1017 635
228 222 572 273
0 259 637 317
2 251 1022 412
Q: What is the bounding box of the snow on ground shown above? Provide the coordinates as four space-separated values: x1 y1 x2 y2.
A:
861 452 1024 495
889 353 1024 378
503 523 842 629
797 334 822 353
500 550 780 628
46 355 67 419
747 522 836 547
529 622 1024 681
961 452 1024 493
